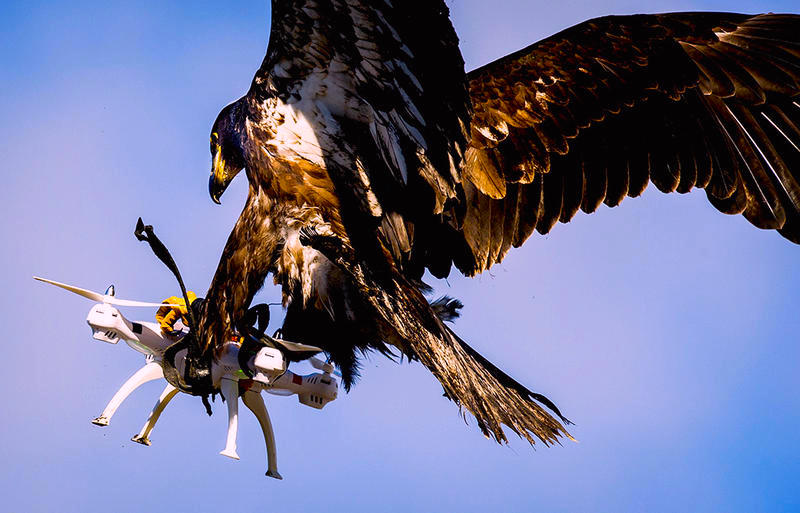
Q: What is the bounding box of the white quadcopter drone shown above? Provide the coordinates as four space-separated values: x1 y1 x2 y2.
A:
33 275 339 480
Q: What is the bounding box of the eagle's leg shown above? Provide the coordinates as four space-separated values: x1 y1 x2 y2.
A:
298 226 350 255
242 389 282 479
199 192 282 351
131 383 179 446
219 377 241 460
297 227 359 277
91 361 163 427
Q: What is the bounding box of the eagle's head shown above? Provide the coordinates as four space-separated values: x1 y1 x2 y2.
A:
209 100 247 204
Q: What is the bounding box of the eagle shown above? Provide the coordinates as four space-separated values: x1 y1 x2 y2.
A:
198 2 800 446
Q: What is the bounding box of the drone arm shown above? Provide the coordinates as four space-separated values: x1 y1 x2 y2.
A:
115 316 140 342
131 383 179 446
242 389 282 479
219 378 240 460
92 361 164 427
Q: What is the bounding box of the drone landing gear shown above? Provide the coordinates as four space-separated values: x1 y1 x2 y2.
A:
242 389 281 480
217 379 282 478
131 383 179 446
92 361 163 427
219 378 241 460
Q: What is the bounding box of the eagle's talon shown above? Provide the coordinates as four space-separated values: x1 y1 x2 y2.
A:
298 227 350 263
298 226 320 247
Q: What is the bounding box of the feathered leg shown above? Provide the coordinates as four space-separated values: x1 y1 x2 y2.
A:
199 191 282 352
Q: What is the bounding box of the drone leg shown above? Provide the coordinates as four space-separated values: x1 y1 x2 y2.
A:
219 378 240 460
131 383 179 446
92 361 163 427
242 390 282 480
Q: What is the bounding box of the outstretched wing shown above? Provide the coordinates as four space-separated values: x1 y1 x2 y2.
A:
459 13 800 274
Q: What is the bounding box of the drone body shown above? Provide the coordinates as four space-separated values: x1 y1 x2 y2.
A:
34 276 338 479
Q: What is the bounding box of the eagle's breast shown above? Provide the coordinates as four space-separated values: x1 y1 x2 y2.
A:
243 62 370 215
270 205 344 315
242 63 374 316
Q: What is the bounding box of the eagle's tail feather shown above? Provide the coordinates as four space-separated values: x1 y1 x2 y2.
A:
448 328 573 426
409 322 574 445
298 227 573 446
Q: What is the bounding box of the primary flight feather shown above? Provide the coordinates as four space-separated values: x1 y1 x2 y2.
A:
198 2 800 445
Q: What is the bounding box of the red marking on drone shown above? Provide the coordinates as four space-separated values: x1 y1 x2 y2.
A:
292 375 303 385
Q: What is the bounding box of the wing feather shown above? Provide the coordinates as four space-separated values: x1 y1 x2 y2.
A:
559 151 585 223
580 144 608 214
536 167 564 235
459 12 800 274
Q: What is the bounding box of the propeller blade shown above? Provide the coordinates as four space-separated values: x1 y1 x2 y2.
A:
309 356 342 377
309 356 328 371
265 389 294 397
272 338 323 354
34 276 104 302
34 276 181 307
107 298 182 308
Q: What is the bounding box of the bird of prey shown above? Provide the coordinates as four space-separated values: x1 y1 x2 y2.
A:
199 2 800 446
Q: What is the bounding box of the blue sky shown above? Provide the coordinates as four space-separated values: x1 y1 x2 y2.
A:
2 1 799 511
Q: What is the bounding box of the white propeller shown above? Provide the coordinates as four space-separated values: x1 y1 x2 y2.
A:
309 356 342 377
272 338 323 354
34 276 181 307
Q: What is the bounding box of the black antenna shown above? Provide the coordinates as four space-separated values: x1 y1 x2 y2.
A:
133 218 214 414
134 218 197 329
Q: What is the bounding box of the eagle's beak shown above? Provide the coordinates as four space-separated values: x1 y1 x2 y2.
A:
209 173 224 205
209 149 229 205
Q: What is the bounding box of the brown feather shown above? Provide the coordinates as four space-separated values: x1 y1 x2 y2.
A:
460 12 800 273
